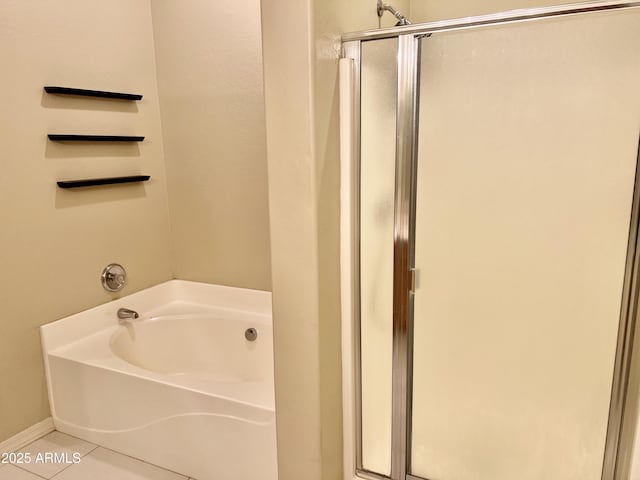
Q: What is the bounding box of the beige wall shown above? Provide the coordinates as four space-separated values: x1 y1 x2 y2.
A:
151 0 271 291
261 2 321 477
0 0 272 444
0 0 172 442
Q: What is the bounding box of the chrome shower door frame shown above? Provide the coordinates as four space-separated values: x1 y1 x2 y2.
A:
342 3 640 480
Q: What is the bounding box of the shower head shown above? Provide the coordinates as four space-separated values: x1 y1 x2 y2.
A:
376 0 411 26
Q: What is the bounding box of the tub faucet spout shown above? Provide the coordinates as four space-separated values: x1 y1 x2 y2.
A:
117 308 139 323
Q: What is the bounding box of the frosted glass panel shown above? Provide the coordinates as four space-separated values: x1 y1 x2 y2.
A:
411 10 640 480
359 38 397 476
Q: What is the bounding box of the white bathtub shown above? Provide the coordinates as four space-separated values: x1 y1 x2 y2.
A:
40 280 277 480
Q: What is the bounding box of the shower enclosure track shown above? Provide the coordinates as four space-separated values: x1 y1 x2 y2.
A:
342 0 640 41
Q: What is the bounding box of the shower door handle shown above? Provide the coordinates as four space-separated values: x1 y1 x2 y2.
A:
410 268 417 293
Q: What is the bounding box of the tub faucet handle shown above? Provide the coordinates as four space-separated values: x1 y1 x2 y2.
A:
101 264 127 292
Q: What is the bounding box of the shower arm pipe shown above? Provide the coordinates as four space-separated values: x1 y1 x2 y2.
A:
377 0 411 26
348 0 640 41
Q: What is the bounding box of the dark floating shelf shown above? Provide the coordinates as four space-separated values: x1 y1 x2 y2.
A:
48 134 145 142
44 86 143 101
57 175 151 189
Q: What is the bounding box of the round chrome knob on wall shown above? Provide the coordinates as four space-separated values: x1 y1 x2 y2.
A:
101 263 127 292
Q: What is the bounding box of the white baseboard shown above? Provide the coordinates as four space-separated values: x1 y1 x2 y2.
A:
0 417 54 453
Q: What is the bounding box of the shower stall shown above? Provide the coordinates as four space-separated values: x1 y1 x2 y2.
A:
339 2 640 480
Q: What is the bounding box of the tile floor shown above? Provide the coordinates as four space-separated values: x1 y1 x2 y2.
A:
0 431 198 480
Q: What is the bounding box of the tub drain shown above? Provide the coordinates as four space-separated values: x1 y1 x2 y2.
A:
245 328 258 341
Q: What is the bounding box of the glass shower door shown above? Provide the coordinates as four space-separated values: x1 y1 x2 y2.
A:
359 37 398 477
410 9 640 480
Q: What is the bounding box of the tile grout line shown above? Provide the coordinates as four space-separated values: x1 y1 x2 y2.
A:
94 445 190 479
12 464 49 480
49 444 99 479
11 435 99 480
11 431 188 479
